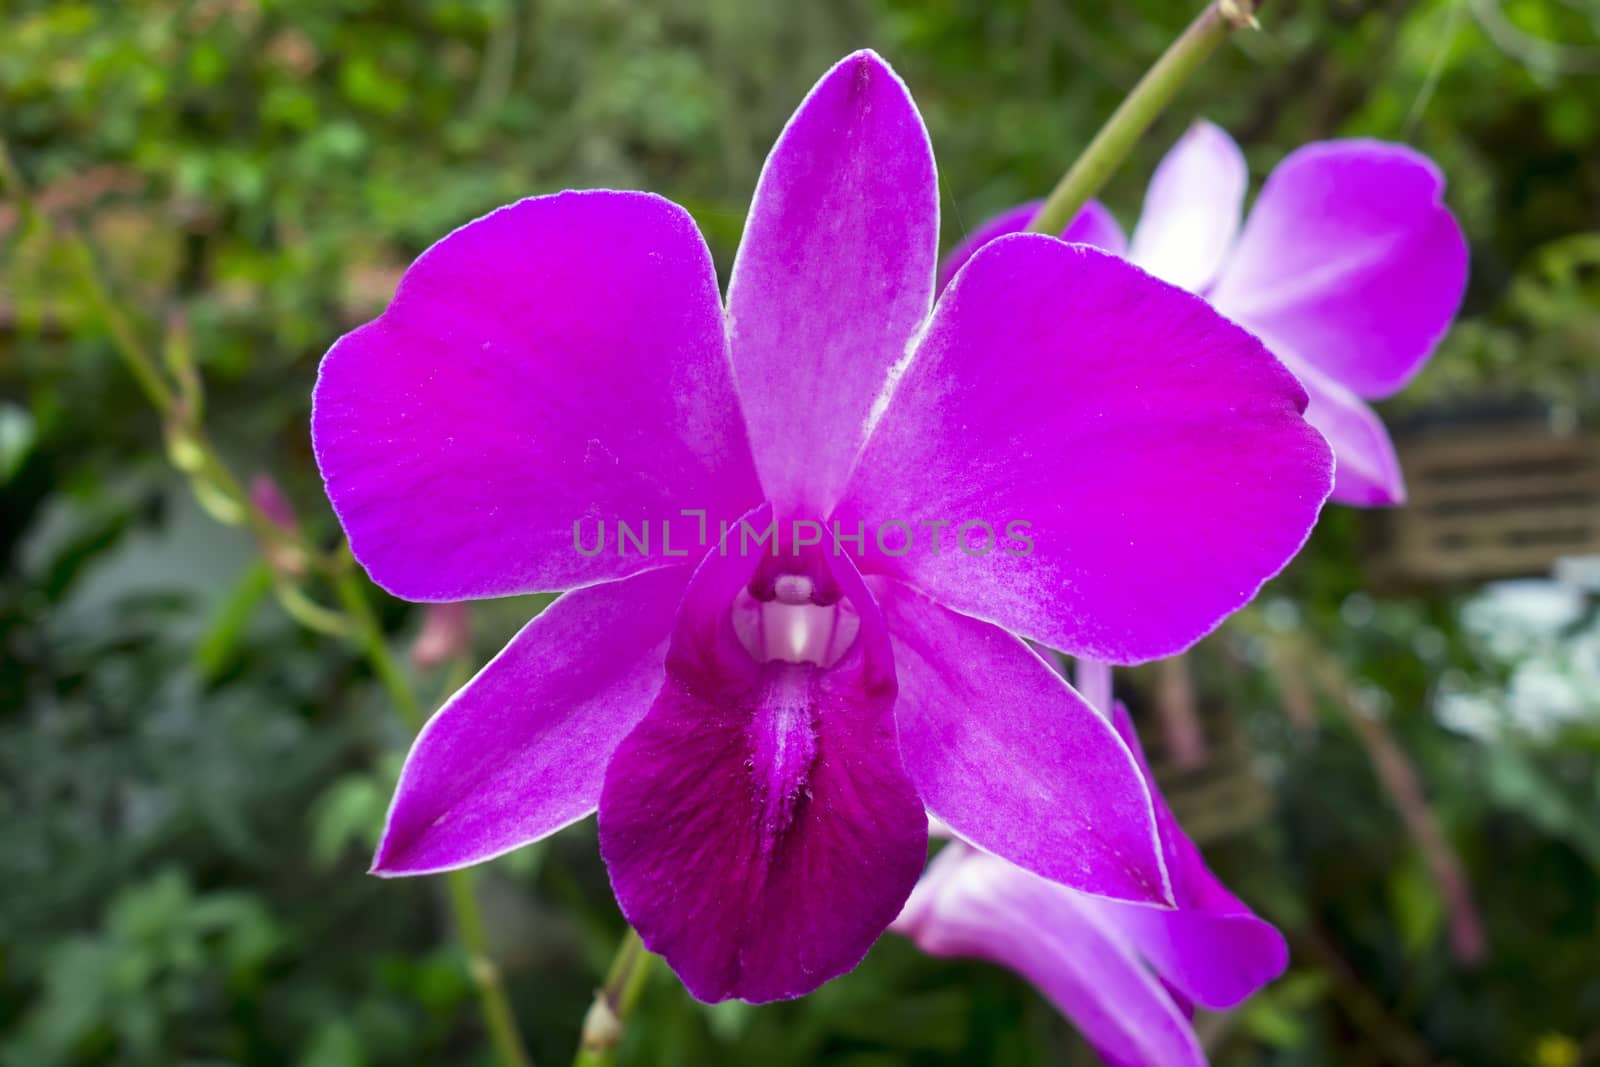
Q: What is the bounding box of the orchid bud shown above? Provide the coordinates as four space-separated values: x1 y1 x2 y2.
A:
411 601 471 669
250 472 308 577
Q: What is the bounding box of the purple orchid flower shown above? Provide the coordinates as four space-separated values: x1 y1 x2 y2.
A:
943 120 1469 506
894 703 1287 1067
311 52 1332 1003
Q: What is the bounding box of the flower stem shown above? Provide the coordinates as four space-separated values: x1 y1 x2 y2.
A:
1027 0 1258 235
572 929 654 1067
331 566 425 728
448 869 537 1067
4 133 535 1067
332 568 536 1067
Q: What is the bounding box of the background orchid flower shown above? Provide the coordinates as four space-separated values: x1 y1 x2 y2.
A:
894 704 1288 1067
943 120 1469 506
311 51 1332 1003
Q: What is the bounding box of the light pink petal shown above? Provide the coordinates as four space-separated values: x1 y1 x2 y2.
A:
313 190 759 601
1292 356 1408 506
895 845 1206 1067
1096 707 1289 1009
837 236 1333 663
598 511 927 1002
878 580 1172 905
1208 140 1468 398
937 199 1127 291
371 566 691 875
1128 121 1247 292
726 50 939 515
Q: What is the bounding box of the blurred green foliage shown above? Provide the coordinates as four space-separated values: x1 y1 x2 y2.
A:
3 0 1599 1064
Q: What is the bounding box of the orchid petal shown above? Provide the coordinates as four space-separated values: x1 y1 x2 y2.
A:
1095 707 1289 1009
879 580 1172 904
937 199 1127 291
313 190 759 601
1093 874 1287 1013
1128 120 1247 292
726 50 939 515
1208 140 1468 398
895 845 1206 1067
598 512 927 1002
837 236 1333 663
1063 200 1130 253
372 566 693 875
1293 356 1408 505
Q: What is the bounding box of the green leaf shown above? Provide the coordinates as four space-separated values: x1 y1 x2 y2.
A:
1387 855 1445 956
193 560 275 682
309 774 389 870
0 402 37 483
1236 972 1329 1049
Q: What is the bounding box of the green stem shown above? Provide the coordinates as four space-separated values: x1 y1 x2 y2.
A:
64 237 180 412
334 569 534 1067
572 929 653 1067
1027 0 1257 235
332 567 424 729
448 869 536 1067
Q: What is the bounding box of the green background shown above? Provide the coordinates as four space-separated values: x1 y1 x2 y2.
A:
3 0 1599 1064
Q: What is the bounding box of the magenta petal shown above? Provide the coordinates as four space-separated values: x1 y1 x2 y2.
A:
598 520 927 1002
1208 140 1468 399
879 580 1172 905
726 50 938 515
895 845 1205 1067
838 236 1333 663
1097 707 1289 1009
937 199 1127 291
313 190 759 601
1097 873 1287 1013
372 567 692 875
1294 358 1408 506
1128 120 1247 292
